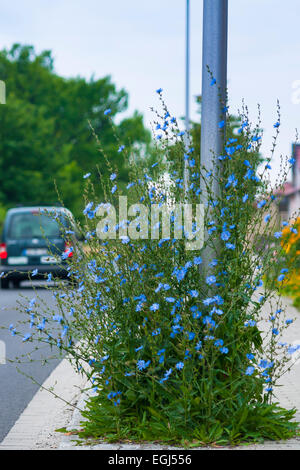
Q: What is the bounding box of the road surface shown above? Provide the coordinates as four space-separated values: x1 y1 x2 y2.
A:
0 282 62 442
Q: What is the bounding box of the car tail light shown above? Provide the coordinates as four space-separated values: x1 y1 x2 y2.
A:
63 242 73 258
0 243 7 260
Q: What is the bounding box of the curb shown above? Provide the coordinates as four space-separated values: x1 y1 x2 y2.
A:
0 357 85 450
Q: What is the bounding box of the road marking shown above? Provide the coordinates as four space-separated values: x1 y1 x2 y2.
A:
0 340 6 365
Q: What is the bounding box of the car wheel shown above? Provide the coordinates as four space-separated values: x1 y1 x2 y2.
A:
0 278 10 289
12 280 20 289
68 277 78 288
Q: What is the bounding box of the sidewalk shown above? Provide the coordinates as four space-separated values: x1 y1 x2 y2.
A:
1 295 300 450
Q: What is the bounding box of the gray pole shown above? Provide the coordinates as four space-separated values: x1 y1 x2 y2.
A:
200 0 228 268
184 0 190 196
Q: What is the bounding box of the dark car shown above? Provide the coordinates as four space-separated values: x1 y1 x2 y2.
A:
0 206 76 289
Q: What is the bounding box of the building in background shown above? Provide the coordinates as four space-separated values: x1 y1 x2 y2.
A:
278 143 300 221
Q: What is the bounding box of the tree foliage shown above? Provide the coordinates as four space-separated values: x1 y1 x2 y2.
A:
0 44 151 218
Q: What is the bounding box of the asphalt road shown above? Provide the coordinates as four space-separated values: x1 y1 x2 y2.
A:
0 282 62 442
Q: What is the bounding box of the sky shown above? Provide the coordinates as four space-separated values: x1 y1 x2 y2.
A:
1 0 300 182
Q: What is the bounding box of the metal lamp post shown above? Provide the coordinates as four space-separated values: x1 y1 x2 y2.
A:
200 0 228 269
184 0 190 196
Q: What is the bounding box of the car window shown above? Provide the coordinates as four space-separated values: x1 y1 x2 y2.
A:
7 212 64 239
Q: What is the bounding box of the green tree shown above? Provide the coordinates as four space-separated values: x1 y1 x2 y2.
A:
0 44 151 219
